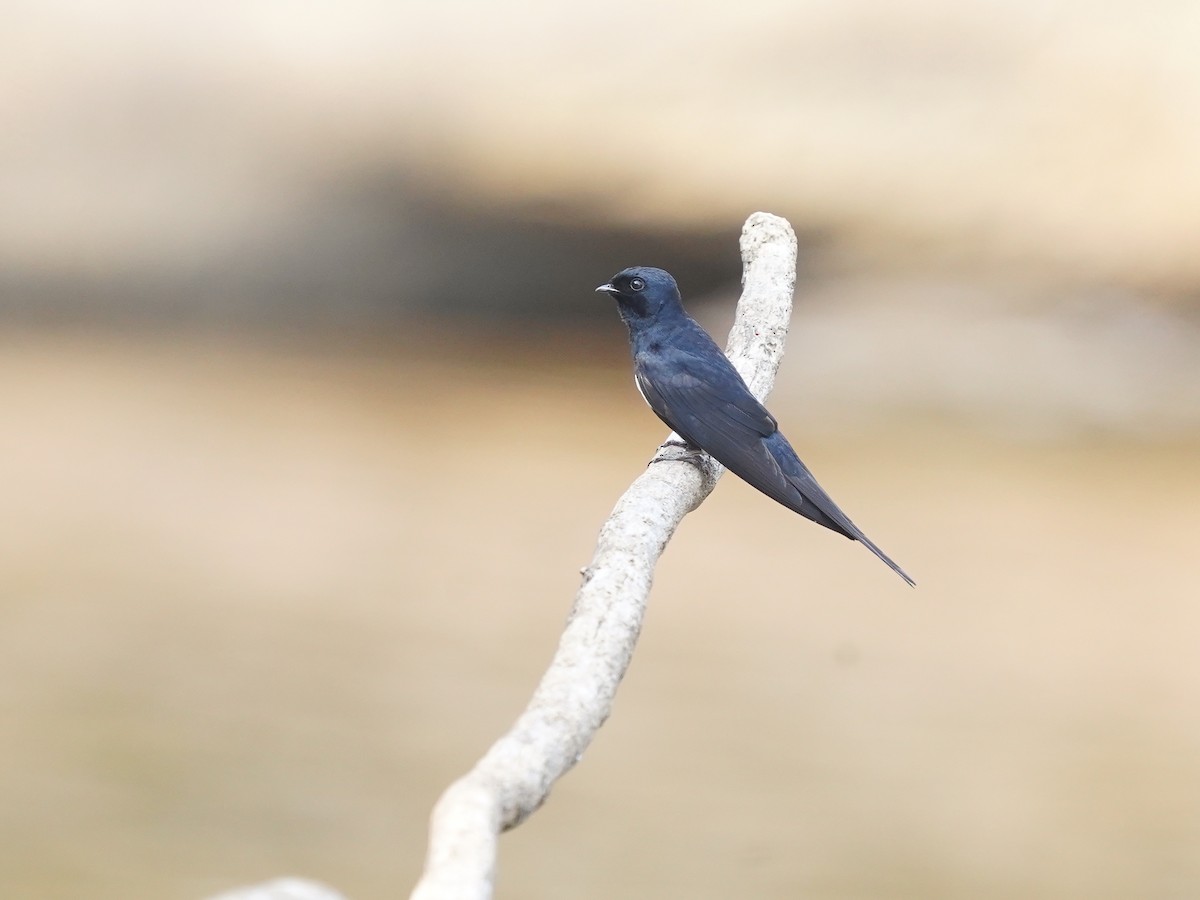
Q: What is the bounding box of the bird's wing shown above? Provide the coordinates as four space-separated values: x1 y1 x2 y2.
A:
638 355 839 517
635 348 792 497
637 344 916 586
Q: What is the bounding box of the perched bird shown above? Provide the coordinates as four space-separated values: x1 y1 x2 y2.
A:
596 266 914 586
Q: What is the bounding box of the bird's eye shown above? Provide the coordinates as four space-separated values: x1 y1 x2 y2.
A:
628 277 646 292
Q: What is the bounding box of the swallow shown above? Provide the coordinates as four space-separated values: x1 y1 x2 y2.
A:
596 266 914 586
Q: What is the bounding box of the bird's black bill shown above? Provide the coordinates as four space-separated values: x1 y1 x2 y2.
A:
595 283 618 295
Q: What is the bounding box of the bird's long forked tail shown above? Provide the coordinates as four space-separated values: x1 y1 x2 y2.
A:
780 466 916 587
852 529 915 587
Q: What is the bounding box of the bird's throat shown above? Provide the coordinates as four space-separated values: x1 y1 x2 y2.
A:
616 295 650 322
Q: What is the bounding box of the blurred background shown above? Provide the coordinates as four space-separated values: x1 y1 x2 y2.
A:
3 2 1199 898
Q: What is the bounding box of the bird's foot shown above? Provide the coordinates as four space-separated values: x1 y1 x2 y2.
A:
650 439 710 473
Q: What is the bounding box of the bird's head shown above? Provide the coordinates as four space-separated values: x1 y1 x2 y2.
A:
595 266 682 324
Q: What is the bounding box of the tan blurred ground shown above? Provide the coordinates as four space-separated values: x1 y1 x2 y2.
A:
2 330 1198 899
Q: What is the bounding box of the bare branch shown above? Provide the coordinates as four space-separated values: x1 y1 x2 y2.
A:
409 213 798 900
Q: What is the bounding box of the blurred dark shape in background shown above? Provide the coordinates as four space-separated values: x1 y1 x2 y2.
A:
4 1 1198 432
2 167 744 328
3 3 1200 899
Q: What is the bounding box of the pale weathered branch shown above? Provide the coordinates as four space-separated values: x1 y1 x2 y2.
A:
409 212 798 900
205 213 797 900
